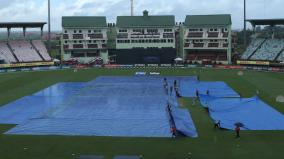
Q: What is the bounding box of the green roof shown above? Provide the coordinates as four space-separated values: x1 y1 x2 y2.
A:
116 15 175 28
185 14 231 27
62 16 107 28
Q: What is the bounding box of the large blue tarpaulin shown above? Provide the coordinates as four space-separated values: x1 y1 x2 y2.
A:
1 76 198 137
200 95 284 130
180 81 240 98
170 107 198 137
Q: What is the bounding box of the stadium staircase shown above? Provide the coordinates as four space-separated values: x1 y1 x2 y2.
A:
7 42 19 62
274 47 284 61
30 41 45 61
248 39 267 60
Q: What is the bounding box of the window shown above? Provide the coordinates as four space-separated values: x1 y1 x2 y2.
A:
200 29 203 31
64 30 68 33
214 28 218 31
94 30 102 33
65 41 67 44
74 40 77 43
189 28 199 32
74 30 77 33
79 30 82 33
147 29 158 33
88 30 91 33
133 29 143 33
119 29 127 33
164 29 172 32
79 40 82 43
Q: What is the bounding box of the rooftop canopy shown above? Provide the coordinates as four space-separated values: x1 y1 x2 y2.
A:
246 19 284 26
185 14 232 27
62 16 107 28
0 22 46 28
117 10 175 28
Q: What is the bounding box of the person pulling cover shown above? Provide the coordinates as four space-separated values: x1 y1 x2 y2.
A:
214 120 221 129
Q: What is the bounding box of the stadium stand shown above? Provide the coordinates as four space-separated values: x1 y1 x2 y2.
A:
277 50 284 61
0 42 18 63
32 40 52 61
241 19 284 63
250 39 284 61
8 41 43 62
0 22 52 65
241 38 265 59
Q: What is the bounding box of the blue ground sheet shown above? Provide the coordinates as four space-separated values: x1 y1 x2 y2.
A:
180 80 240 98
0 76 198 137
200 95 284 130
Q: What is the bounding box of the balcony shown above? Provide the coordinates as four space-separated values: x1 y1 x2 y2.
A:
73 44 84 49
117 33 128 39
72 34 84 39
88 34 103 39
63 34 69 39
88 44 98 48
184 43 190 47
63 45 69 50
187 32 203 38
223 32 228 38
163 33 174 38
193 43 204 48
207 32 219 38
208 43 219 48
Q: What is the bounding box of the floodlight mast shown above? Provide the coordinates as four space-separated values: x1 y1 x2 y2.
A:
48 0 51 53
244 0 247 48
131 0 134 16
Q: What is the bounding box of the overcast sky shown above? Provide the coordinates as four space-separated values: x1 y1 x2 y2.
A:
0 0 283 31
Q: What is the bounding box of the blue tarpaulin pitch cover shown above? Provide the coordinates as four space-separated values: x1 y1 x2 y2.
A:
1 76 198 138
170 107 198 137
180 81 240 98
200 95 284 130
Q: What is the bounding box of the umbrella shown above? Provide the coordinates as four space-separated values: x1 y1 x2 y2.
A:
174 57 183 61
53 59 60 62
234 122 244 127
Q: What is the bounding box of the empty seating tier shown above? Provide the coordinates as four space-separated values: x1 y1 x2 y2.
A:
0 42 17 63
9 41 43 62
32 40 52 61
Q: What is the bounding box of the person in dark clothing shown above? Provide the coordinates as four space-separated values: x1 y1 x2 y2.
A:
171 127 177 138
214 120 221 129
235 126 241 138
206 90 210 96
174 80 177 87
196 90 199 98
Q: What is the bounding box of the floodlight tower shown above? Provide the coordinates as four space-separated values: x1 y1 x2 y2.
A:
131 0 134 16
48 0 51 53
244 0 247 48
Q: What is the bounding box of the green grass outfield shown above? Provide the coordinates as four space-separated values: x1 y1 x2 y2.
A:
0 68 283 159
